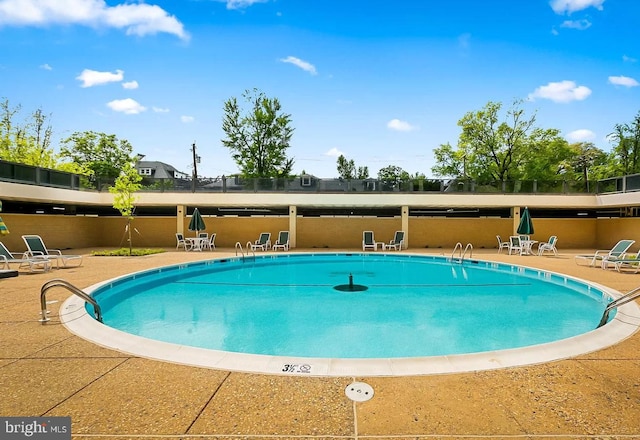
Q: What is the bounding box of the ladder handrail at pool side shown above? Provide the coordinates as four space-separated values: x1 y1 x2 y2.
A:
40 279 102 324
450 242 473 263
597 285 640 328
235 241 255 260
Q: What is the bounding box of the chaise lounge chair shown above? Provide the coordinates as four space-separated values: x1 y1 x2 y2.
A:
249 232 271 251
385 231 405 251
273 231 290 251
0 241 52 273
537 235 558 256
606 249 640 273
574 239 635 268
362 231 377 251
22 235 83 269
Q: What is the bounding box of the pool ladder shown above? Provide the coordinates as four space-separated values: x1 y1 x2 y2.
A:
450 242 473 263
235 241 255 260
597 285 640 328
40 279 102 324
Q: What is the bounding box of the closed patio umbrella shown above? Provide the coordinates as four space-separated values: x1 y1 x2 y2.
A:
0 200 7 235
188 208 206 236
517 207 534 235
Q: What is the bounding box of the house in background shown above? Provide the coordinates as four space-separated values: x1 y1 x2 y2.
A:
135 155 189 180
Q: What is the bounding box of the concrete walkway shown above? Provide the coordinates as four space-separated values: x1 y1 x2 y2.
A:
1 248 639 438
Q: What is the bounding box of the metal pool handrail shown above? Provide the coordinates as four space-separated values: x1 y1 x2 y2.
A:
450 242 473 263
40 279 102 324
234 241 255 260
597 286 640 328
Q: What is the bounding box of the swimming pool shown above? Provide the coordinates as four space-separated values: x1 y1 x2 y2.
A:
62 253 640 376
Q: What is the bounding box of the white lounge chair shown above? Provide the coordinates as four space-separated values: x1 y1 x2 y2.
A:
537 236 558 256
386 231 405 251
574 239 635 268
22 235 83 269
608 250 640 273
273 231 290 251
207 233 216 251
0 242 52 272
362 231 377 251
249 232 271 251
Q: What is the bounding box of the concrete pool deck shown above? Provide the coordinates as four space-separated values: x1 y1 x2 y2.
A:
1 248 640 438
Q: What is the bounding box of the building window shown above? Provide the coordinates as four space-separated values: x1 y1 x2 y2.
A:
139 168 153 176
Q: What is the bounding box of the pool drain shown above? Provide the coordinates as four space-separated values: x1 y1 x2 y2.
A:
334 273 368 292
345 381 374 402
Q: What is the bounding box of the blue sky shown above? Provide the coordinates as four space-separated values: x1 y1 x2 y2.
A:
1 0 639 178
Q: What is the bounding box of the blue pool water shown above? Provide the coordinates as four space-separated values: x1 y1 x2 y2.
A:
91 253 611 359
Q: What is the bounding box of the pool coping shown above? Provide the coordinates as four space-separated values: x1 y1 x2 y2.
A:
60 254 640 377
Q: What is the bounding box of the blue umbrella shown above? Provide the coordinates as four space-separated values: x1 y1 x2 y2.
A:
517 207 534 235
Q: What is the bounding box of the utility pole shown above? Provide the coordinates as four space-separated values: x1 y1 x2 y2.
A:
191 142 199 192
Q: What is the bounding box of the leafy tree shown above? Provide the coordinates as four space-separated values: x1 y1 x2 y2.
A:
378 165 410 187
432 100 564 181
559 142 608 188
0 98 59 168
60 131 134 188
109 161 142 255
336 154 369 179
221 89 295 178
609 111 640 175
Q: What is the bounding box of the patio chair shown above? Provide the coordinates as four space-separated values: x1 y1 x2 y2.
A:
386 231 405 251
508 236 524 255
198 232 209 251
207 233 216 251
273 231 290 251
362 231 377 251
22 235 83 269
537 236 558 256
176 233 191 251
0 242 52 272
607 250 640 273
574 239 635 268
249 232 271 251
496 235 510 253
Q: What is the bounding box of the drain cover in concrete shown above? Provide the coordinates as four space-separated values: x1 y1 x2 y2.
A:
345 382 374 402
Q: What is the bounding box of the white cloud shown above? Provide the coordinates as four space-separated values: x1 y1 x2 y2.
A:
560 19 591 30
181 115 194 123
325 147 344 158
550 0 605 15
387 119 418 132
122 80 138 89
224 0 267 10
152 106 169 113
0 0 189 40
623 55 637 63
566 129 596 142
76 68 124 87
107 98 146 114
279 56 317 75
608 75 639 87
527 80 592 103
39 63 52 70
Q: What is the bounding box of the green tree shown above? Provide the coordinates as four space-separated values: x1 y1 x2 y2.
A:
0 98 59 168
378 165 410 188
432 100 564 181
60 131 134 188
221 89 295 178
336 154 369 179
609 111 640 175
109 161 142 255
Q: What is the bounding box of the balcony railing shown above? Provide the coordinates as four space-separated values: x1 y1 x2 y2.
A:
1 159 639 195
